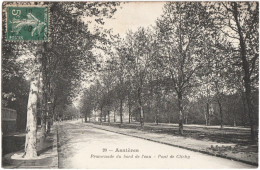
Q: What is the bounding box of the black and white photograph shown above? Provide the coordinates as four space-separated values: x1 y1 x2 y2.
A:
1 1 259 169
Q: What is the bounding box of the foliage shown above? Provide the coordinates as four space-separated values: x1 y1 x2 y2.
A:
80 2 258 137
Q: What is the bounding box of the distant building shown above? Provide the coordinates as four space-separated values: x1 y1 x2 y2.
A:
2 108 17 135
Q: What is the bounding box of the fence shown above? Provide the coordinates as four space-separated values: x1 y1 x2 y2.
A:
2 107 17 134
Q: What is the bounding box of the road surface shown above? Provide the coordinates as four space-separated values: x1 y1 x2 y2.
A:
57 120 255 169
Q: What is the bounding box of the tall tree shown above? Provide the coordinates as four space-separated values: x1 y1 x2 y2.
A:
217 2 259 142
2 1 120 158
124 28 155 127
156 2 211 134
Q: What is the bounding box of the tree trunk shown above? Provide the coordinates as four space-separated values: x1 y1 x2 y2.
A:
108 111 110 124
128 108 131 124
177 93 184 135
114 110 116 122
41 49 48 136
232 3 257 143
156 106 159 125
138 87 144 127
100 107 103 124
147 100 151 123
127 91 132 124
156 92 160 125
233 104 237 127
241 92 247 126
47 120 51 133
52 102 56 122
156 74 160 126
85 112 88 123
217 99 223 129
206 102 210 126
205 113 208 126
46 88 51 134
140 106 144 127
128 102 131 124
39 75 46 136
23 78 39 158
120 99 123 126
41 117 46 134
156 113 159 125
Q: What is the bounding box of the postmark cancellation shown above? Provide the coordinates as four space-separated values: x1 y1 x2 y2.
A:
6 5 49 41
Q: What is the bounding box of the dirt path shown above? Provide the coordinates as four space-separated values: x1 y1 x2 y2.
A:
56 120 256 168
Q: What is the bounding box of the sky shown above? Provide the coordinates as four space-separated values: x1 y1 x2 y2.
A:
75 2 166 107
84 2 166 37
104 2 165 36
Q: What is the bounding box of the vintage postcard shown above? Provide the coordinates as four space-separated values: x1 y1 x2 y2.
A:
1 1 258 169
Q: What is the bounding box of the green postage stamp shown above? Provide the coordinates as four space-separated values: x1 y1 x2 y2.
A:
6 6 49 41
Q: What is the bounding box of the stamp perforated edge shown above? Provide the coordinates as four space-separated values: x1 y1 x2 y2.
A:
5 3 50 42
